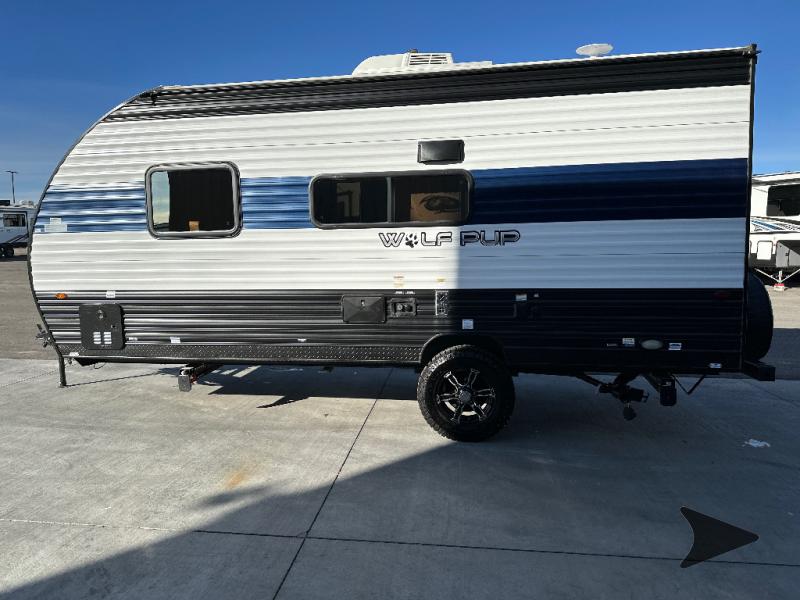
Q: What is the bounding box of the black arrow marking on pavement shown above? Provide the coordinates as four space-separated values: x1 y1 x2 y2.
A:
680 507 759 568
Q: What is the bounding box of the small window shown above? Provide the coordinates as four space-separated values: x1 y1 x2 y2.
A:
3 213 26 227
146 164 239 237
767 184 800 217
311 171 470 228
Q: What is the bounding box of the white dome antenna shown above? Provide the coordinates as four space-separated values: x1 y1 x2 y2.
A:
576 43 614 58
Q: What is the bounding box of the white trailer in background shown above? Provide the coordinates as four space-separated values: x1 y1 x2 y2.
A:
1 205 35 258
749 172 800 287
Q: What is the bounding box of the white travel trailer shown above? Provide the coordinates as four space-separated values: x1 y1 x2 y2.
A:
1 205 34 258
29 46 774 440
749 172 800 286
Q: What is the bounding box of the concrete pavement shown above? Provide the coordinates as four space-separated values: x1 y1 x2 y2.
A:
0 358 798 599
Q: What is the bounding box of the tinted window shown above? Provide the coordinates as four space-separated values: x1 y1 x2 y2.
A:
311 177 388 225
392 174 469 223
147 165 238 236
3 213 26 227
767 184 800 217
312 172 470 227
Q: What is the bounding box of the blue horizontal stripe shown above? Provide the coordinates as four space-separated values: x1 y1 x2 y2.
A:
240 176 310 229
35 158 747 233
470 158 748 224
36 186 148 233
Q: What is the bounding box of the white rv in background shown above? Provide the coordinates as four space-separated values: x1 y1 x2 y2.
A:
1 205 35 258
749 172 800 287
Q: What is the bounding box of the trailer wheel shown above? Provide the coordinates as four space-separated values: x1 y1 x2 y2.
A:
417 345 514 442
3 246 13 258
744 270 773 360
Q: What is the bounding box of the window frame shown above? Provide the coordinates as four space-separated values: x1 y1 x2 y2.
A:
145 162 242 239
309 169 473 229
3 212 26 228
766 184 800 218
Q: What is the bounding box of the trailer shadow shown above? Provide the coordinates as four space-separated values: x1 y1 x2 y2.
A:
2 380 795 599
155 364 418 403
765 328 800 380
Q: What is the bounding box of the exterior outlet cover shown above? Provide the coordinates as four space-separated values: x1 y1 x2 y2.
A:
342 296 386 324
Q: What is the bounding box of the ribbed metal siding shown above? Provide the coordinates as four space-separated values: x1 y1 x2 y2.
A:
40 288 744 372
471 159 748 223
52 86 751 186
37 184 147 232
106 50 753 121
240 177 310 229
36 159 748 234
29 218 746 291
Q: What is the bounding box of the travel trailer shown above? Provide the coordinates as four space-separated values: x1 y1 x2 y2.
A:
1 205 34 258
749 172 800 287
28 46 774 441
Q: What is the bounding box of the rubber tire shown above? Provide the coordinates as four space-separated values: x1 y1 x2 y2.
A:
744 270 773 360
417 345 515 442
3 246 13 258
0 246 6 258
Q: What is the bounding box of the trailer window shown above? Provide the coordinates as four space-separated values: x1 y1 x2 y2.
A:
311 171 470 227
392 174 469 223
146 164 239 237
311 177 388 225
767 184 800 217
3 213 26 227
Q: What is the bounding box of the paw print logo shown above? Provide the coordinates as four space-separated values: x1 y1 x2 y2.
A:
405 233 419 248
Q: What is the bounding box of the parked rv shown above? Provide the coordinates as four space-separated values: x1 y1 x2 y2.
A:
29 46 774 440
2 205 34 258
749 172 800 287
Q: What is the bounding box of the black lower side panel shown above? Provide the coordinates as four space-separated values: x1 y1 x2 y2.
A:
39 288 744 373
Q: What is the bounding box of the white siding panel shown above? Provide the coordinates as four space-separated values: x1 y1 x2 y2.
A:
30 218 746 291
50 86 751 186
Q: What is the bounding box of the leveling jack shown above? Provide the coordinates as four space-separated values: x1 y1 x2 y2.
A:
577 372 680 420
178 363 217 392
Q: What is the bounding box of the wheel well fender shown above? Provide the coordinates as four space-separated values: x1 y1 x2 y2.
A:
420 334 506 365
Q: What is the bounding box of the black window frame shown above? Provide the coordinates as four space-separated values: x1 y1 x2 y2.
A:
145 162 242 239
309 169 473 229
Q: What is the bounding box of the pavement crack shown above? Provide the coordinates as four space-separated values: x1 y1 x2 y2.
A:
270 368 390 600
740 378 799 407
0 517 174 533
5 515 797 571
302 534 800 569
0 368 60 389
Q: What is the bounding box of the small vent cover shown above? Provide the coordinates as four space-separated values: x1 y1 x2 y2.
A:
406 53 453 66
79 303 125 350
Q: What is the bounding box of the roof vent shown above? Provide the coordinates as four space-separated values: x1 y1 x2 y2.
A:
353 51 491 75
406 52 453 66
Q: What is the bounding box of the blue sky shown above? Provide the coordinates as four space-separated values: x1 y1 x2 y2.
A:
1 0 797 202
